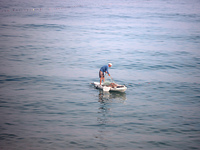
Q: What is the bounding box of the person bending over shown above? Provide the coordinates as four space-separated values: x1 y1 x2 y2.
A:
99 63 112 85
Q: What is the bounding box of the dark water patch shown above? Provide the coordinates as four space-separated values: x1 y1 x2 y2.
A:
0 75 50 83
147 140 171 148
0 34 29 38
0 133 18 140
174 51 191 55
167 13 200 23
22 23 67 31
0 24 10 29
4 122 15 126
193 57 200 62
148 64 177 70
1 23 68 31
151 51 171 57
146 11 200 22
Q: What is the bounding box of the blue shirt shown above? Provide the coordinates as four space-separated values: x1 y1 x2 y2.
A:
100 65 110 75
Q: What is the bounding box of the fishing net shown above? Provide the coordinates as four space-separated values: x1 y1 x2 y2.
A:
103 74 116 85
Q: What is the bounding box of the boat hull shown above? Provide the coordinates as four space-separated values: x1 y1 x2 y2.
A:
93 82 127 92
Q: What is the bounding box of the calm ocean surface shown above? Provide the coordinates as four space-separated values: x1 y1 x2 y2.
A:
0 0 200 149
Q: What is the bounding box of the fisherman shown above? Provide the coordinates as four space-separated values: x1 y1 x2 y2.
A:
99 63 112 85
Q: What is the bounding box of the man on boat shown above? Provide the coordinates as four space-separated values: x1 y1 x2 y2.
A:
99 63 112 85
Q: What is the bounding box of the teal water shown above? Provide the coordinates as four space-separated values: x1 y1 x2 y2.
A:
0 0 200 149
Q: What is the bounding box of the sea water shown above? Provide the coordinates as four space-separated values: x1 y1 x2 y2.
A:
0 0 200 149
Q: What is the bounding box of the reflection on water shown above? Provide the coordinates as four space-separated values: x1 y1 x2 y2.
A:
95 102 110 141
98 90 127 103
95 91 126 142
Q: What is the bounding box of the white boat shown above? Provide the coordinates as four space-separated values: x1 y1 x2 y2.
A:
92 82 127 92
